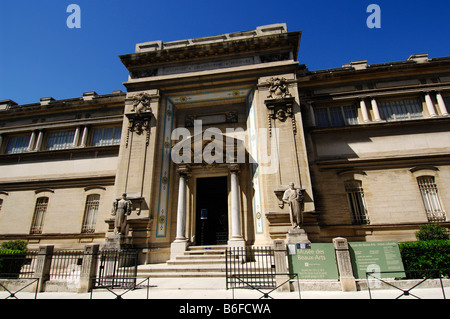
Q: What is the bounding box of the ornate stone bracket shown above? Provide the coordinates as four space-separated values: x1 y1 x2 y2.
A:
125 93 154 147
264 77 297 136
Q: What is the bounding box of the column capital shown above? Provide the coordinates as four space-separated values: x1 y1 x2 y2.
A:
177 164 191 176
228 163 240 173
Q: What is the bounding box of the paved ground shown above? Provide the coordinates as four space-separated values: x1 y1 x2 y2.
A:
0 277 448 300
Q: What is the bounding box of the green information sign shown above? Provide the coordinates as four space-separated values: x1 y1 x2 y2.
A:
287 243 339 280
348 241 405 279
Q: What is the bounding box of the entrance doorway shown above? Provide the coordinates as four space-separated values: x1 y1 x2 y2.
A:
195 176 228 245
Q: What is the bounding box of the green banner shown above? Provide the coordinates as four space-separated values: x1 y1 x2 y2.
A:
287 243 339 280
348 241 405 279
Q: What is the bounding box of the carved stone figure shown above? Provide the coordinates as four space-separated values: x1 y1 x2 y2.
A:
112 193 133 235
131 93 152 114
282 182 303 228
267 77 291 99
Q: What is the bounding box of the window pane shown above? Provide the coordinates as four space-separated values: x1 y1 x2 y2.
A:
82 195 100 233
315 108 330 128
31 197 49 234
405 99 423 119
113 127 122 144
417 176 446 222
343 105 358 125
378 102 395 121
91 127 122 146
46 131 75 150
6 135 31 154
329 107 345 127
345 181 369 224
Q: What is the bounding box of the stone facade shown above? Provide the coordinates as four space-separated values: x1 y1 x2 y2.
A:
0 24 449 263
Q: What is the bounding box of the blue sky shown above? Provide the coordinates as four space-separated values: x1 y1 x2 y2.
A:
1 0 449 105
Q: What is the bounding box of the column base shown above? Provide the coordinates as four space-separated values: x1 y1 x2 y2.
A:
170 240 189 260
227 238 246 248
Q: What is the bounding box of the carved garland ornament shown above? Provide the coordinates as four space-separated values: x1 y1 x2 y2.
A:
264 77 297 136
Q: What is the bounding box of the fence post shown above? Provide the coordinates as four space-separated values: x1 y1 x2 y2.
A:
333 237 357 292
78 244 100 293
34 245 54 292
273 239 290 292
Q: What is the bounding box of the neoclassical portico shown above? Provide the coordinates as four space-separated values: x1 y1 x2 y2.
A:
170 162 245 258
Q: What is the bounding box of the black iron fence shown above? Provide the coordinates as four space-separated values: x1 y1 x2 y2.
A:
49 250 84 281
95 249 138 289
226 246 276 289
0 250 38 279
0 248 138 291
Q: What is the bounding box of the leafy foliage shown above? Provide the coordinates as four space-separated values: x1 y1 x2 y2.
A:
0 240 28 251
399 240 450 278
415 223 450 241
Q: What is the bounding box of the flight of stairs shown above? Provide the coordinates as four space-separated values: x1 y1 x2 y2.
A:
137 245 228 278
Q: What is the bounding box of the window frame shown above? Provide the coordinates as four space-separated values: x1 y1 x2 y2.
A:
81 194 100 234
30 197 49 234
417 175 446 222
345 180 370 225
314 104 358 128
378 98 423 122
4 133 31 154
44 129 76 151
90 126 122 147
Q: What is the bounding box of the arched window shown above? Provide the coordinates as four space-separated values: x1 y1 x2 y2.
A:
417 176 446 222
30 197 49 234
81 194 100 233
345 180 370 224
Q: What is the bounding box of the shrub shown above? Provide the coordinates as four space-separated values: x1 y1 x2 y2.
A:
415 223 450 241
0 239 28 251
0 240 28 278
399 240 450 278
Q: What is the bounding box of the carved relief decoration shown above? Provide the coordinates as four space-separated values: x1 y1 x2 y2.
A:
126 93 154 147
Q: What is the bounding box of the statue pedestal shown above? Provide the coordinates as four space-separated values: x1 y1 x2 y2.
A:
105 234 133 251
286 228 311 245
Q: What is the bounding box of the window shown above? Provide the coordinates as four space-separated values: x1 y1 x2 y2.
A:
378 99 423 122
30 197 49 234
315 105 358 128
345 181 370 224
81 194 100 233
417 176 446 222
0 199 3 213
5 134 31 154
46 130 75 150
91 127 121 146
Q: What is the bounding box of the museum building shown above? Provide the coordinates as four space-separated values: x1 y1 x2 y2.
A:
0 24 449 264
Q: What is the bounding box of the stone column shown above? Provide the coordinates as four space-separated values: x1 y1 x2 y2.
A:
359 99 370 123
72 126 81 147
228 164 245 247
34 130 44 151
307 101 316 126
27 131 36 152
436 92 449 116
170 165 190 259
371 98 382 121
175 171 188 241
80 126 89 147
333 237 357 292
425 92 437 117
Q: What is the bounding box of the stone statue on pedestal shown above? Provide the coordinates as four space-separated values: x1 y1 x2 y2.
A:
111 193 132 235
282 182 303 228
